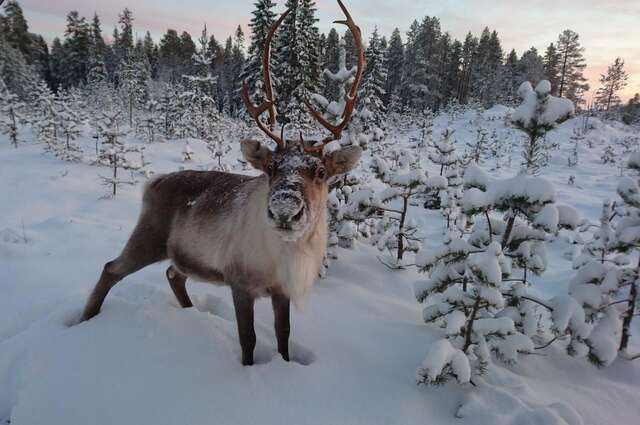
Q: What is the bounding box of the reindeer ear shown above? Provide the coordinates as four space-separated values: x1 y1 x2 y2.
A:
324 146 362 177
241 140 272 172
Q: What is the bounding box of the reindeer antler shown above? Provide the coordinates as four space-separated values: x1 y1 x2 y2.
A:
303 0 365 155
241 7 292 149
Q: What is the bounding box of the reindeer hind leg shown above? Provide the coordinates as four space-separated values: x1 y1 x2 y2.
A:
81 218 167 322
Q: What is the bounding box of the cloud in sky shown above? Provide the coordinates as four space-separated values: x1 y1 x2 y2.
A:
16 0 640 100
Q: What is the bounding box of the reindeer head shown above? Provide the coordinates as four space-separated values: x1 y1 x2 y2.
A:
239 0 364 240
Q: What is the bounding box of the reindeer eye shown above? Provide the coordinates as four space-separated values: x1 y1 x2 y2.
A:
267 164 275 177
316 166 326 180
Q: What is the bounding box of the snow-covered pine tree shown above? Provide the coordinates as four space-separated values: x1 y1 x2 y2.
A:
487 127 504 170
182 140 194 162
0 78 25 147
371 149 445 265
543 43 561 94
118 45 150 129
359 27 387 131
517 47 545 88
602 146 615 165
55 89 84 161
181 25 220 140
310 38 358 144
274 0 320 126
157 82 180 137
555 29 589 107
425 128 458 209
97 110 140 197
566 154 640 365
321 28 341 102
383 28 403 109
567 127 583 167
464 126 489 165
240 0 277 106
326 173 373 254
595 57 628 113
206 129 231 171
29 79 59 149
429 129 458 176
622 93 640 125
511 80 574 174
415 167 580 385
139 98 164 143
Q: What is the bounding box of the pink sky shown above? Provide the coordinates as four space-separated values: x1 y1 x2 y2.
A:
15 0 640 101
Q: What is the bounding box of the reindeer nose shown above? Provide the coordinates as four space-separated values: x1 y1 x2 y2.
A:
268 192 305 227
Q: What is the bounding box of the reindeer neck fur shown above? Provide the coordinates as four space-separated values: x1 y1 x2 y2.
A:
172 174 327 306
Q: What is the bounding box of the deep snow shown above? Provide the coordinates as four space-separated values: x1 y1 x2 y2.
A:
1 109 639 425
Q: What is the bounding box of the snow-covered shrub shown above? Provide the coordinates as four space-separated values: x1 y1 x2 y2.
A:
512 80 574 174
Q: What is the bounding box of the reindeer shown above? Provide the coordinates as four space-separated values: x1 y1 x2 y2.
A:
80 0 365 366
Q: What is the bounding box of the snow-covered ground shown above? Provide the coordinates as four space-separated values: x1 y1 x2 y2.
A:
1 110 639 425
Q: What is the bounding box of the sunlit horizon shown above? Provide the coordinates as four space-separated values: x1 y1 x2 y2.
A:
15 0 640 102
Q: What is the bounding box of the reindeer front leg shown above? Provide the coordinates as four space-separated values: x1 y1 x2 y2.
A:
271 292 290 361
231 287 256 366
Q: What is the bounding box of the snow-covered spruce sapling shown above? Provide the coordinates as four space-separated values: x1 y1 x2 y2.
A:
565 155 640 364
327 173 372 251
488 128 504 170
511 80 574 175
426 128 458 209
370 151 446 265
562 200 625 366
464 127 489 165
99 141 142 198
139 99 164 144
440 164 465 234
182 141 194 162
567 127 582 167
616 136 639 155
310 38 366 147
0 79 25 148
96 111 140 197
30 80 60 150
602 146 615 165
56 90 84 162
414 109 434 150
414 168 581 385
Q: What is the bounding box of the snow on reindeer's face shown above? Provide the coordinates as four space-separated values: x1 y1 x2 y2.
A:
241 140 328 240
240 139 362 241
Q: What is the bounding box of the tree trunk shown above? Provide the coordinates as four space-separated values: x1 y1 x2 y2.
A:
463 297 481 352
112 158 118 197
397 195 409 262
558 49 569 98
619 261 639 352
501 214 515 249
9 107 17 148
